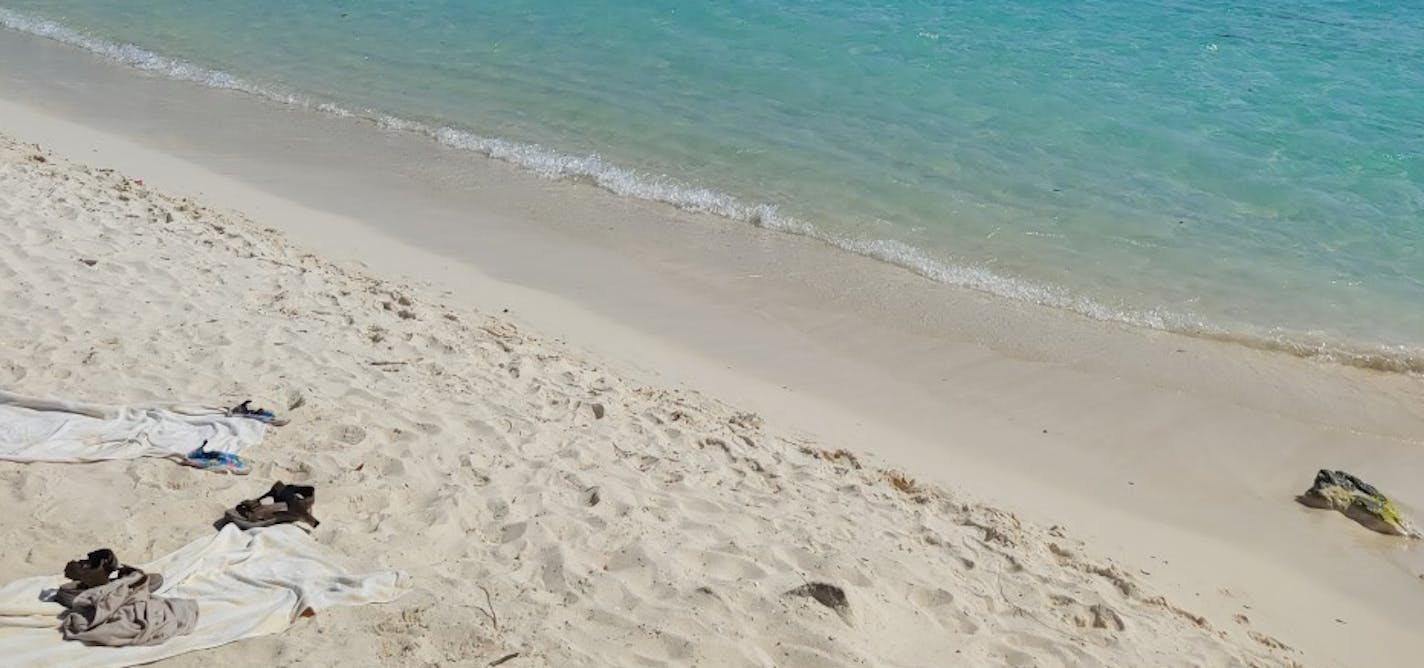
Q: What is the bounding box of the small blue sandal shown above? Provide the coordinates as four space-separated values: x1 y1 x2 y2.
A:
229 400 288 426
175 443 250 475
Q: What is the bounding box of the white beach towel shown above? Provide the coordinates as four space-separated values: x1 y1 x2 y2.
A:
0 389 267 463
0 524 408 667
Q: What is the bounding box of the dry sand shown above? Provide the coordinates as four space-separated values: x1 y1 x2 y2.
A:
0 131 1305 666
3 26 1424 667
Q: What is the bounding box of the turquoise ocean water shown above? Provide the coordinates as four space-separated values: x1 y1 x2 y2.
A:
2 1 1420 371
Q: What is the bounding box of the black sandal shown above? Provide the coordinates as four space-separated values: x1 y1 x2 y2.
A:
56 550 162 608
62 549 120 589
216 481 320 530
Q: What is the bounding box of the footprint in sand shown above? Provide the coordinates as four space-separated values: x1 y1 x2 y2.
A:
333 424 367 445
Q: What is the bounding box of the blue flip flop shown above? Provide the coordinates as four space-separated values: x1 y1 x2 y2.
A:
174 443 250 475
229 400 289 426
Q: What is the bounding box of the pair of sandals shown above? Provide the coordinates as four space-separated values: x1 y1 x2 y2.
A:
58 483 318 588
216 481 320 531
171 401 286 476
172 399 291 475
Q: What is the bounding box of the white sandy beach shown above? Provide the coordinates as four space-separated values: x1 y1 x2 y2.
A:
2 26 1424 668
0 127 1313 666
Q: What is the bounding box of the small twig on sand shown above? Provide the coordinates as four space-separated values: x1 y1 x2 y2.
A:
489 652 519 667
368 360 409 366
477 584 499 631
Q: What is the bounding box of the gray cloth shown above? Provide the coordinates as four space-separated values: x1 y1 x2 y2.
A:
58 571 198 647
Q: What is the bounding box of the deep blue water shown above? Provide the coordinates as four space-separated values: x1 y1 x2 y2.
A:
2 1 1420 369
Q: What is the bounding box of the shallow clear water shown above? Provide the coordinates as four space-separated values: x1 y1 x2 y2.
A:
2 1 1421 369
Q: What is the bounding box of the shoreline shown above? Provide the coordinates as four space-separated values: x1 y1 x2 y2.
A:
1 7 1420 376
3 25 1424 665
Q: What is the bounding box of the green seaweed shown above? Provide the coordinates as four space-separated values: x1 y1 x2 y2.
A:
1298 469 1419 538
